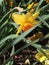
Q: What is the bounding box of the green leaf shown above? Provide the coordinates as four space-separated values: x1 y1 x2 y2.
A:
0 24 39 48
0 35 17 48
41 15 49 20
38 16 49 28
0 24 39 55
0 0 3 4
24 38 49 59
44 33 49 39
35 0 44 12
0 19 8 29
40 4 49 15
0 7 17 23
9 22 19 29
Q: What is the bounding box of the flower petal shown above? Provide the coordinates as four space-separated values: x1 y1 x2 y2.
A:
35 53 46 62
12 13 25 25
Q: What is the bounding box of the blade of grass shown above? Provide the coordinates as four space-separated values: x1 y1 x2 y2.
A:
27 0 32 5
0 19 8 29
0 7 17 23
12 24 40 46
35 0 44 12
24 38 49 59
38 16 49 28
9 22 19 29
0 24 39 48
44 33 49 39
0 35 17 46
41 15 49 20
40 4 49 15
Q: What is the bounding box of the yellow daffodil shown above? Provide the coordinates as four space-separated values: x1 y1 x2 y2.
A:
27 2 34 9
27 2 38 10
12 11 40 36
27 2 38 12
46 0 49 3
35 50 49 62
35 52 46 62
28 32 43 41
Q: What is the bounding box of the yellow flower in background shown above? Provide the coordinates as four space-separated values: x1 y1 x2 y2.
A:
27 2 38 10
35 52 46 62
27 2 34 9
12 11 40 36
27 2 38 12
46 0 49 3
35 50 49 62
28 32 44 41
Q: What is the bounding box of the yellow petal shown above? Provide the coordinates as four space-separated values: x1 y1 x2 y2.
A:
25 12 40 23
25 12 32 20
35 50 49 63
40 56 46 62
12 13 25 25
25 12 33 22
27 2 38 10
31 20 39 25
35 53 46 62
32 12 40 20
27 2 34 9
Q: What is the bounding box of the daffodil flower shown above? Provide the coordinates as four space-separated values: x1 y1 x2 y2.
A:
35 50 49 62
12 11 40 36
28 32 43 41
35 52 46 62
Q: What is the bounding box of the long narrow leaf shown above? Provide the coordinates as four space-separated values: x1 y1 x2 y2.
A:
0 24 39 48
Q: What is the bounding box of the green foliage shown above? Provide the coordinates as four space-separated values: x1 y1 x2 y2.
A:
0 0 49 65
